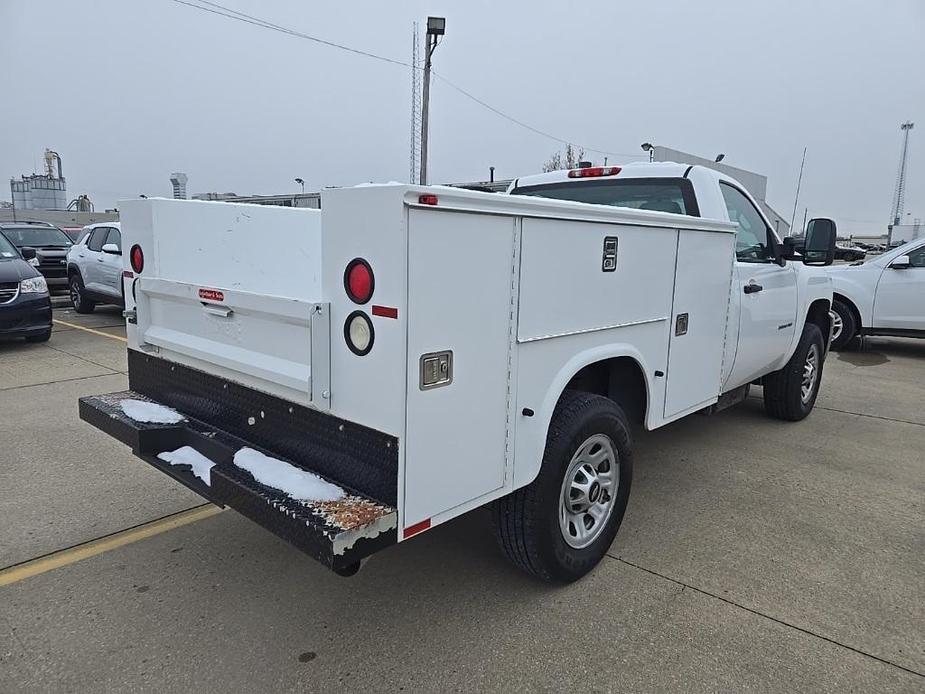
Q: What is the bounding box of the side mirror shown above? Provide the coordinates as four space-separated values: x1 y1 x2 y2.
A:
889 255 911 269
101 243 121 255
802 218 837 266
20 246 36 261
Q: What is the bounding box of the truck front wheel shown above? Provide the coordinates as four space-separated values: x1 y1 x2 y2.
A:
492 390 633 583
762 322 825 421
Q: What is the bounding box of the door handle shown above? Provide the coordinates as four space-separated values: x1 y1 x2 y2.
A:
97 258 105 262
744 282 763 294
202 305 233 318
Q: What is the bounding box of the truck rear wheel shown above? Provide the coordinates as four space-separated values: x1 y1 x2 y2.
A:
492 390 633 583
762 322 825 421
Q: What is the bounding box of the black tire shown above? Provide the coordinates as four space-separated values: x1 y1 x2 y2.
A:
25 329 51 343
69 274 95 314
830 299 858 351
492 390 633 583
763 322 825 421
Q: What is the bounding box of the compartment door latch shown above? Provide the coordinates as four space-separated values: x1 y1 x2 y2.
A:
420 351 453 390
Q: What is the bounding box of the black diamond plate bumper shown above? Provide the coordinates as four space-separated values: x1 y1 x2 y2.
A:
79 362 399 572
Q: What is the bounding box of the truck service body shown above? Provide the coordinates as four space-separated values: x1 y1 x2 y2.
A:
80 163 836 582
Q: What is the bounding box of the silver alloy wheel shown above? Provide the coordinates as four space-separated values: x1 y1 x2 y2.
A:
70 279 81 309
558 433 618 549
831 311 843 341
801 343 820 404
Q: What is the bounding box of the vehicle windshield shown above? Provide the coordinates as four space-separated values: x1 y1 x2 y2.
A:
510 179 695 216
0 234 19 258
1 226 72 248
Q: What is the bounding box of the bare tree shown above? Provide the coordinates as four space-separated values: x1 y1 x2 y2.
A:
542 143 586 172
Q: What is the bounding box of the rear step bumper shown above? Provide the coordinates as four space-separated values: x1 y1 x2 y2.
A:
79 391 397 572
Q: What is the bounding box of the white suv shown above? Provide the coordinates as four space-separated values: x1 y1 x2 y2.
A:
827 237 925 348
66 222 124 313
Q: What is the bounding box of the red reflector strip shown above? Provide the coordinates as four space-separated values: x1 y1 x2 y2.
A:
198 288 224 301
122 270 134 279
418 194 438 205
371 305 398 319
567 166 622 178
403 518 431 539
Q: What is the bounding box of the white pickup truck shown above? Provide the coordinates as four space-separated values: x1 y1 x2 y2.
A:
80 163 837 583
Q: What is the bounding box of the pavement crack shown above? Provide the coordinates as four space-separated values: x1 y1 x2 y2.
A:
0 372 126 393
814 405 924 428
45 344 123 375
607 553 925 680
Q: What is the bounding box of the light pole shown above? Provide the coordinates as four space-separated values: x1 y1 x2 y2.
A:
420 16 445 186
295 177 305 193
641 142 654 162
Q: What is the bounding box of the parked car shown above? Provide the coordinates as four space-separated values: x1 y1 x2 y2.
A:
827 237 925 349
66 222 124 313
0 231 52 342
0 221 72 291
834 244 866 262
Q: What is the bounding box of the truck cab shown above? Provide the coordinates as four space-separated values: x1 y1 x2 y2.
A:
508 163 836 398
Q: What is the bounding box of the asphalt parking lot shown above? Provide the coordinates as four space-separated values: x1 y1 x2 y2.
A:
1 306 923 693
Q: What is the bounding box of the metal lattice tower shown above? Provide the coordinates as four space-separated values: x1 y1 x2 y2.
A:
409 22 422 184
890 121 914 226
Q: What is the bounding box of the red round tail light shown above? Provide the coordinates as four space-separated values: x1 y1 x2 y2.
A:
129 244 144 274
344 258 374 304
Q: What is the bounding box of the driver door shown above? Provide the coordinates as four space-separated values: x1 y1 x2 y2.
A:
873 243 925 330
721 183 797 388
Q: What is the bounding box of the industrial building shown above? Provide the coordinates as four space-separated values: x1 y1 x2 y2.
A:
10 149 68 211
4 149 117 234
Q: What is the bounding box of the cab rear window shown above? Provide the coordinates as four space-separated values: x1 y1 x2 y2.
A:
510 178 699 216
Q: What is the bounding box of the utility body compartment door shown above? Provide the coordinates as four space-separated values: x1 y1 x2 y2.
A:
403 209 515 528
663 230 736 418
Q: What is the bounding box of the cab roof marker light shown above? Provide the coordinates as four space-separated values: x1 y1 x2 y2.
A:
567 166 622 178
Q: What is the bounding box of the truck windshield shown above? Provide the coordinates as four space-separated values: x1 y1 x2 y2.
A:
1 226 73 248
510 179 697 216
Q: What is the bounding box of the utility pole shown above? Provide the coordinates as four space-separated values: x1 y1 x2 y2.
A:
890 121 914 226
789 147 807 234
420 16 445 186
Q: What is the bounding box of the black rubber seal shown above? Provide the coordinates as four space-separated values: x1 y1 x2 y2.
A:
344 310 374 356
343 257 374 305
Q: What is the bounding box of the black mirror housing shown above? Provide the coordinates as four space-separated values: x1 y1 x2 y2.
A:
20 246 36 261
802 218 837 266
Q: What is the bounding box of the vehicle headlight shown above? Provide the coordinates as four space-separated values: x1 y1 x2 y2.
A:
20 276 48 294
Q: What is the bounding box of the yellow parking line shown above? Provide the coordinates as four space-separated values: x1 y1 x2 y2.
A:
0 505 223 587
53 319 128 343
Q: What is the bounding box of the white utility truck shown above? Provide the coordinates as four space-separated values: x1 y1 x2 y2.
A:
80 163 837 582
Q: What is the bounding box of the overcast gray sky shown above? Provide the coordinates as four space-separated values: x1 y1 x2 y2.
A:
2 0 923 236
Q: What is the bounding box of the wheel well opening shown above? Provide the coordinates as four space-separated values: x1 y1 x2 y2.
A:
806 298 831 337
832 293 861 328
564 357 647 425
